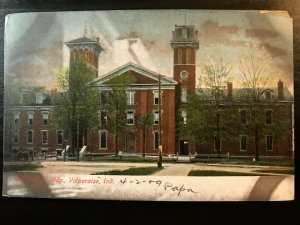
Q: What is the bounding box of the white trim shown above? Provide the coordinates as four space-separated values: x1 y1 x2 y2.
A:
265 109 273 125
100 110 108 126
27 111 34 125
153 90 163 105
42 111 49 125
96 85 176 91
57 130 64 145
41 130 48 145
126 110 135 125
27 130 33 144
180 70 189 79
153 131 159 150
126 91 135 105
213 136 222 152
91 62 177 86
174 63 196 66
181 86 187 102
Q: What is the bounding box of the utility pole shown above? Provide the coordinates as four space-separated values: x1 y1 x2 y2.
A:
76 114 80 162
158 74 163 168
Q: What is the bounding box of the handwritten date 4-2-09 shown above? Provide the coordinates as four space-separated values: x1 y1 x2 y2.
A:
119 178 198 196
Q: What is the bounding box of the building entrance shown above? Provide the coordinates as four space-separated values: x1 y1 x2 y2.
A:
179 140 189 155
125 134 135 153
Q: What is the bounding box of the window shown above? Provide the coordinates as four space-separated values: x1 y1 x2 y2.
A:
42 112 49 125
127 111 134 124
265 90 272 100
100 91 108 105
27 130 33 144
13 130 19 144
240 110 247 124
154 131 159 150
153 91 162 105
186 48 191 64
181 87 187 102
14 112 20 126
27 111 34 125
126 91 135 105
42 131 48 145
177 48 182 64
100 110 108 126
181 111 187 124
99 131 108 149
154 111 159 124
266 135 273 151
214 136 221 152
240 136 247 151
266 110 272 124
57 131 63 145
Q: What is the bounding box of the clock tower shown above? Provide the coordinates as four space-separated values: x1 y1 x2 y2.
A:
171 24 199 155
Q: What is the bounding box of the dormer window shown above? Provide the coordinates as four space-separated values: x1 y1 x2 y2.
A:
36 92 45 104
265 90 272 100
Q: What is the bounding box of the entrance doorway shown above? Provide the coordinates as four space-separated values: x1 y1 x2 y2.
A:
125 134 136 153
179 140 189 155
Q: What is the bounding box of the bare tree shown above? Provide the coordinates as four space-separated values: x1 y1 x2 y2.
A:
237 45 291 161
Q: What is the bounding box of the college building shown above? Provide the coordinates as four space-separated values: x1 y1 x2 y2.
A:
6 24 294 159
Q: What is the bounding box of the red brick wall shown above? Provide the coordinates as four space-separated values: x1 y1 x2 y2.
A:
12 108 63 153
87 88 176 155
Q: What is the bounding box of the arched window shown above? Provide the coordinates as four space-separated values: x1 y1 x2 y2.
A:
186 48 191 64
177 48 182 64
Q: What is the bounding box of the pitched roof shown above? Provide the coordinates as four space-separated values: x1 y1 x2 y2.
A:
197 87 293 101
90 62 177 88
65 36 104 51
65 37 96 44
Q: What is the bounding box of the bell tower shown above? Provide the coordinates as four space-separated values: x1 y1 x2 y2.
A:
65 30 104 78
171 24 199 96
171 24 199 155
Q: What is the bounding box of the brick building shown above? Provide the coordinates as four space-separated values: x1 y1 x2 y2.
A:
6 88 63 157
6 24 294 159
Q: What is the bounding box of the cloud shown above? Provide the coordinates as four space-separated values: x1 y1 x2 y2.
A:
260 43 287 57
199 20 246 47
246 29 280 38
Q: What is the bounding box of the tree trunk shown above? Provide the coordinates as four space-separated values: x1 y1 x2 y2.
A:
255 128 259 162
216 111 221 158
143 127 146 157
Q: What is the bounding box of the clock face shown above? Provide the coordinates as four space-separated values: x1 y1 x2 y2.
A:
180 71 188 79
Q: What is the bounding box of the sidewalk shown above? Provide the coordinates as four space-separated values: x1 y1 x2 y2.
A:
152 163 195 176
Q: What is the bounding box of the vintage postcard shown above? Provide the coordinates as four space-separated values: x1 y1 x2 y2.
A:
2 10 294 201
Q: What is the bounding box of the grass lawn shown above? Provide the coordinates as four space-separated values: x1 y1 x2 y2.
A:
91 166 162 175
253 169 294 175
188 170 269 176
3 162 43 172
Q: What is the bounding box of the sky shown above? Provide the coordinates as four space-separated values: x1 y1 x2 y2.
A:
4 10 293 94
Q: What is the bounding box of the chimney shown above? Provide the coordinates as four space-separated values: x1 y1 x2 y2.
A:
50 88 57 104
278 79 284 100
227 82 233 100
96 37 99 43
21 88 29 104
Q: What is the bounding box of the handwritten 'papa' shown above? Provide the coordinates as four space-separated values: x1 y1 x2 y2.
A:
119 178 198 196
